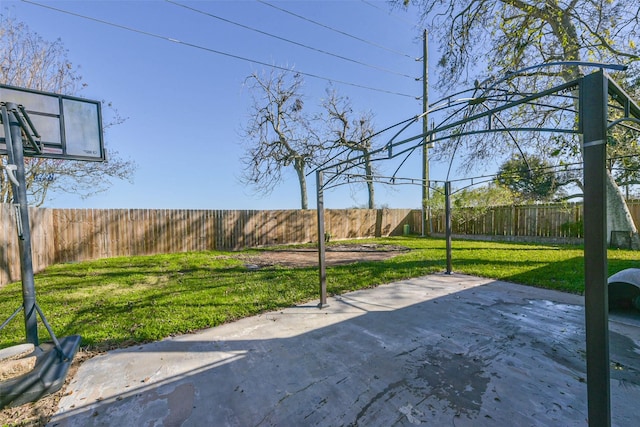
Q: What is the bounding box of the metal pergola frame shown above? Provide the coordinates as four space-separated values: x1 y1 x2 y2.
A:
313 65 640 427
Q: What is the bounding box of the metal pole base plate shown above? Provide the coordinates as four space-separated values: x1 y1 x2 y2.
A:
0 334 81 408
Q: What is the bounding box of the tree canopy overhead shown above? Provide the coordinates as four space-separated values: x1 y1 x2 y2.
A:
397 0 640 174
400 0 639 89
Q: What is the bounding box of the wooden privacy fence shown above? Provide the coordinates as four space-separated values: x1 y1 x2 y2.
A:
0 206 418 287
1 201 639 288
432 202 585 237
430 200 640 238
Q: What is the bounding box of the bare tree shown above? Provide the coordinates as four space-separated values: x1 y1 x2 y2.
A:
0 14 135 206
240 69 322 209
397 0 640 242
323 89 377 208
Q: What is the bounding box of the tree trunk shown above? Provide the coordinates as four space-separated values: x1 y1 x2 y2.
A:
295 160 308 209
606 170 640 248
531 1 640 249
365 154 375 209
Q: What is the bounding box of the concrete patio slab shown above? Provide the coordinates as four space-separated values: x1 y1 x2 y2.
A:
48 273 640 426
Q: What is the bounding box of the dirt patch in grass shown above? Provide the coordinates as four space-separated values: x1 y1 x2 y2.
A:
242 243 410 269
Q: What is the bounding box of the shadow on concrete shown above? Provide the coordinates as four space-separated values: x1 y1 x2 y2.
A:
49 274 640 426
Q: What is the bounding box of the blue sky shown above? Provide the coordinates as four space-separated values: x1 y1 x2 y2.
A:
2 0 462 210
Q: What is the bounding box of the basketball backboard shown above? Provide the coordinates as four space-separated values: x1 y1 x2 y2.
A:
0 84 105 161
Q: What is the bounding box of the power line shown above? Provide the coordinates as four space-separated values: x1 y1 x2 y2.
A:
21 0 415 98
360 0 418 28
258 0 416 60
167 0 415 80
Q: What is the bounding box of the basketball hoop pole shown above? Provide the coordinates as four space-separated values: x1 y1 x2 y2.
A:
0 90 88 407
2 102 39 345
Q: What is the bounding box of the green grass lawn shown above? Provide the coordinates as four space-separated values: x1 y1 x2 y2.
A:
0 237 637 351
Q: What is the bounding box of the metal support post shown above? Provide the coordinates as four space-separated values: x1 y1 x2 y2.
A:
445 181 452 274
421 29 430 236
2 103 39 345
581 70 611 427
316 171 327 308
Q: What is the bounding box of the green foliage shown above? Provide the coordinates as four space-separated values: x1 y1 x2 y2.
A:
560 219 584 237
496 155 561 201
426 183 516 221
607 127 640 190
3 237 634 353
453 184 516 209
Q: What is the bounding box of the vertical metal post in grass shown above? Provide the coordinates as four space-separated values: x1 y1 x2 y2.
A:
421 29 430 237
316 170 327 308
445 181 452 274
581 70 610 427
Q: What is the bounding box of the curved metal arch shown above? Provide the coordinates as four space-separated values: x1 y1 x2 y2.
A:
608 116 640 131
477 61 626 96
323 75 585 189
319 76 585 197
319 172 429 192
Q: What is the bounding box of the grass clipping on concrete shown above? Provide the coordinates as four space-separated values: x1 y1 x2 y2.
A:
0 236 637 352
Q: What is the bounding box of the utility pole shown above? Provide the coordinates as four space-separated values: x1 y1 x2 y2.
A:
421 30 430 236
